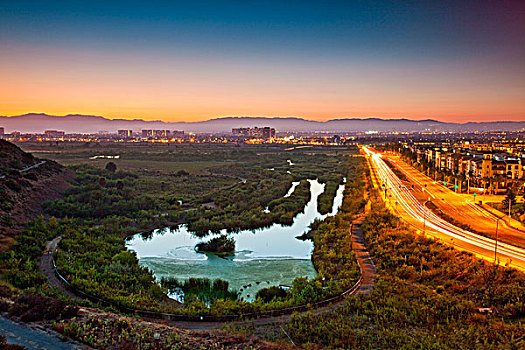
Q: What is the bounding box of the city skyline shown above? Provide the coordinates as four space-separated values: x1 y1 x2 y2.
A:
1 1 524 122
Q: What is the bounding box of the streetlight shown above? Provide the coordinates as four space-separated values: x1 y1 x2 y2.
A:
494 216 502 262
422 196 430 235
508 196 512 219
423 208 427 234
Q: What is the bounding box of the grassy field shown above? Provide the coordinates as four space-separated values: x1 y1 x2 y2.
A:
2 140 363 317
60 158 229 173
17 141 355 174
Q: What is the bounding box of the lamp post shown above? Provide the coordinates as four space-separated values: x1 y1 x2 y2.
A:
423 196 430 235
494 216 502 262
423 207 427 235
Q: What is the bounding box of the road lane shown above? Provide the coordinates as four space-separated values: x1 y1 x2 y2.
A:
385 156 525 246
364 147 525 272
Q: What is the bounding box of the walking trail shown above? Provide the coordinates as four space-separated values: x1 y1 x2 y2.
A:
40 215 377 331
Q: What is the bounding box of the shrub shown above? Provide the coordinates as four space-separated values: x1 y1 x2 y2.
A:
8 294 78 322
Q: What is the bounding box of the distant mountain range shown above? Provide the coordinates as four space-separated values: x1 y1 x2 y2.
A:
0 113 524 133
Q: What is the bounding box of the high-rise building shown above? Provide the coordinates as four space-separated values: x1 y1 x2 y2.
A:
118 130 133 138
154 130 170 138
261 127 276 139
232 127 275 139
142 130 154 138
0 127 4 136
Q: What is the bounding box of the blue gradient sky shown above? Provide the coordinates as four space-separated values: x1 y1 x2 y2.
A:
1 0 524 121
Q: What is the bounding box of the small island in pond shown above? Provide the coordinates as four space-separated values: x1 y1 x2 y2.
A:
195 235 235 256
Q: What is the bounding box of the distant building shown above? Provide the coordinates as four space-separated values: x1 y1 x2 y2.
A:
261 126 276 139
142 129 172 139
44 130 65 138
0 127 4 137
172 130 185 138
118 129 133 138
481 154 493 178
232 127 251 136
505 159 522 179
142 129 154 138
154 130 170 138
232 126 275 139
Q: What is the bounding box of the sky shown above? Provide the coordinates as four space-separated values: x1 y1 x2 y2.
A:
1 0 524 122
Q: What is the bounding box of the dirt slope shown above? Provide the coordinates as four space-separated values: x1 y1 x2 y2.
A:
0 140 73 253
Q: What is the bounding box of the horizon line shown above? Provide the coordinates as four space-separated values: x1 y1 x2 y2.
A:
1 112 523 124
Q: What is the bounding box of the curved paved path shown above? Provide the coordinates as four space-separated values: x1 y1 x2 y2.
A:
0 315 85 350
40 215 377 331
166 214 377 330
39 236 81 301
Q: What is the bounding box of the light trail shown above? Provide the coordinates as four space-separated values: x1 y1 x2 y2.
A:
363 147 525 271
386 156 525 239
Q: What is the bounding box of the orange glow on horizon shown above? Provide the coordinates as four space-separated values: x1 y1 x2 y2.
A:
1 45 524 123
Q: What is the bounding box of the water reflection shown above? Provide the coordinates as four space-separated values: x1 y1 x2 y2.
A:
126 178 345 301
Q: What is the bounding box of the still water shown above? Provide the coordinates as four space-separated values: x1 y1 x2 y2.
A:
126 179 345 301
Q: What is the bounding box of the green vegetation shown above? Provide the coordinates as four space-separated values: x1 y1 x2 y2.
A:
42 143 355 235
51 313 289 350
316 171 345 214
195 235 235 256
48 148 364 315
161 277 238 304
44 164 234 234
255 285 287 302
498 187 525 223
0 217 59 290
1 142 367 319
279 194 525 349
55 223 166 311
5 141 524 348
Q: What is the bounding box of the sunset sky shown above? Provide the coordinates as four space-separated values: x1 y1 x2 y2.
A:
1 0 524 122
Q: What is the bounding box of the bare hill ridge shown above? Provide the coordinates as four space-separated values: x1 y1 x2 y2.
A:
1 113 524 133
0 140 73 244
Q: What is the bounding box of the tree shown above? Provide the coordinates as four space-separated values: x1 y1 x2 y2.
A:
105 161 117 173
502 189 516 208
175 169 189 176
98 177 106 188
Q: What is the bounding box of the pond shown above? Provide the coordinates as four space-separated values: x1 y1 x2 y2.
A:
126 178 345 302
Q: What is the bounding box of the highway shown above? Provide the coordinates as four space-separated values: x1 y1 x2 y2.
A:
384 156 525 247
363 146 525 272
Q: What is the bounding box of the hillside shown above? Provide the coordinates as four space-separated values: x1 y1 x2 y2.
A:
0 140 38 177
1 113 524 133
0 140 73 252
